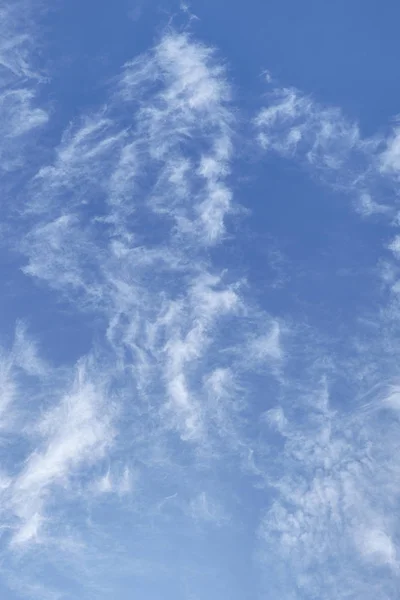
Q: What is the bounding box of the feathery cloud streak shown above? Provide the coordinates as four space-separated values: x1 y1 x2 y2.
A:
254 80 400 599
1 24 285 599
0 4 400 599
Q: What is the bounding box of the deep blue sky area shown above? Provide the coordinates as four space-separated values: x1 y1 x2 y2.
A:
41 0 400 134
190 0 400 133
0 1 400 599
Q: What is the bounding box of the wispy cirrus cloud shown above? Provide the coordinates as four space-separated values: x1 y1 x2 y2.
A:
380 126 400 175
254 86 375 174
2 26 286 599
254 84 400 219
256 373 400 598
253 78 400 599
0 2 47 183
2 3 400 599
0 1 44 80
10 357 115 546
20 29 263 459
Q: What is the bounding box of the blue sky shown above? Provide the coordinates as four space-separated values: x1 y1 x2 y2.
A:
1 1 400 598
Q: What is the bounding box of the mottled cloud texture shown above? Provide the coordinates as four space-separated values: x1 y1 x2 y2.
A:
0 3 399 600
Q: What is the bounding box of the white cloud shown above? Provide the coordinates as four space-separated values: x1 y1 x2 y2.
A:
247 320 283 363
262 406 287 432
117 31 234 245
12 512 43 547
255 86 366 167
10 359 115 545
388 235 400 259
0 323 47 430
254 85 400 597
254 325 400 599
355 527 397 568
19 30 248 457
254 84 391 223
93 466 134 497
0 10 257 598
0 2 43 80
356 192 390 217
189 491 229 525
381 385 400 410
0 3 48 179
160 273 240 441
380 127 400 174
5 12 400 600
